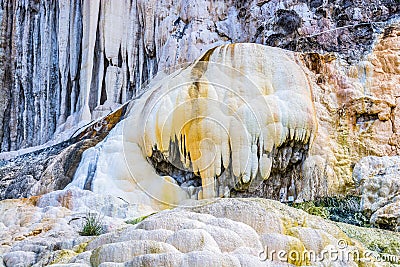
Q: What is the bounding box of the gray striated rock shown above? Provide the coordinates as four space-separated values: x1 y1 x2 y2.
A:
0 104 127 200
0 139 95 200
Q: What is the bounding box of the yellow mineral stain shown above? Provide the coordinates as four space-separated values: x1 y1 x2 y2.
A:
122 43 317 203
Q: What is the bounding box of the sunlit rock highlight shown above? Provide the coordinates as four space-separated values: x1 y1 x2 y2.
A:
71 43 317 207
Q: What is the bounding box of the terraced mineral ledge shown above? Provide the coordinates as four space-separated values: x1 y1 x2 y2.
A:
1 189 400 266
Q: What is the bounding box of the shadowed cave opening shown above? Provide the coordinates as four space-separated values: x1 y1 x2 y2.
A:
231 139 310 201
147 148 202 188
146 136 310 201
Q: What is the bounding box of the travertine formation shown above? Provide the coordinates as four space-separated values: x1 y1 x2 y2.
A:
2 189 399 267
71 43 317 206
70 25 400 207
135 43 317 200
1 1 400 266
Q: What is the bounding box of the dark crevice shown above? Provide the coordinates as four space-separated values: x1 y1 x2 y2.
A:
100 53 109 106
231 139 309 202
147 145 202 188
254 25 264 40
89 6 103 111
117 45 123 68
356 113 379 124
66 72 72 116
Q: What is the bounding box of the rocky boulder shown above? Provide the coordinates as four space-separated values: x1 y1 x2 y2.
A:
354 156 400 231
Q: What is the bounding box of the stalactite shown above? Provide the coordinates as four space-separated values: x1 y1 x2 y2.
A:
70 44 317 205
0 0 207 152
0 0 166 151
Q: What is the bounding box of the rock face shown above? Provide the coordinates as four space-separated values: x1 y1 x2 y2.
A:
297 24 400 200
0 104 127 200
0 23 400 207
0 0 398 209
2 192 399 267
354 156 400 231
0 139 92 200
1 1 400 266
1 22 400 209
0 0 398 152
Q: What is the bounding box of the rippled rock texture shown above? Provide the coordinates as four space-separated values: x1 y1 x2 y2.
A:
2 191 399 267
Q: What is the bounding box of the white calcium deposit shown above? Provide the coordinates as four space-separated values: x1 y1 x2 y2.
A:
70 44 317 208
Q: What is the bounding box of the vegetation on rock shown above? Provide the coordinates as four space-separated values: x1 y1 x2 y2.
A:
337 222 400 263
291 196 370 227
126 212 157 225
79 213 104 236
